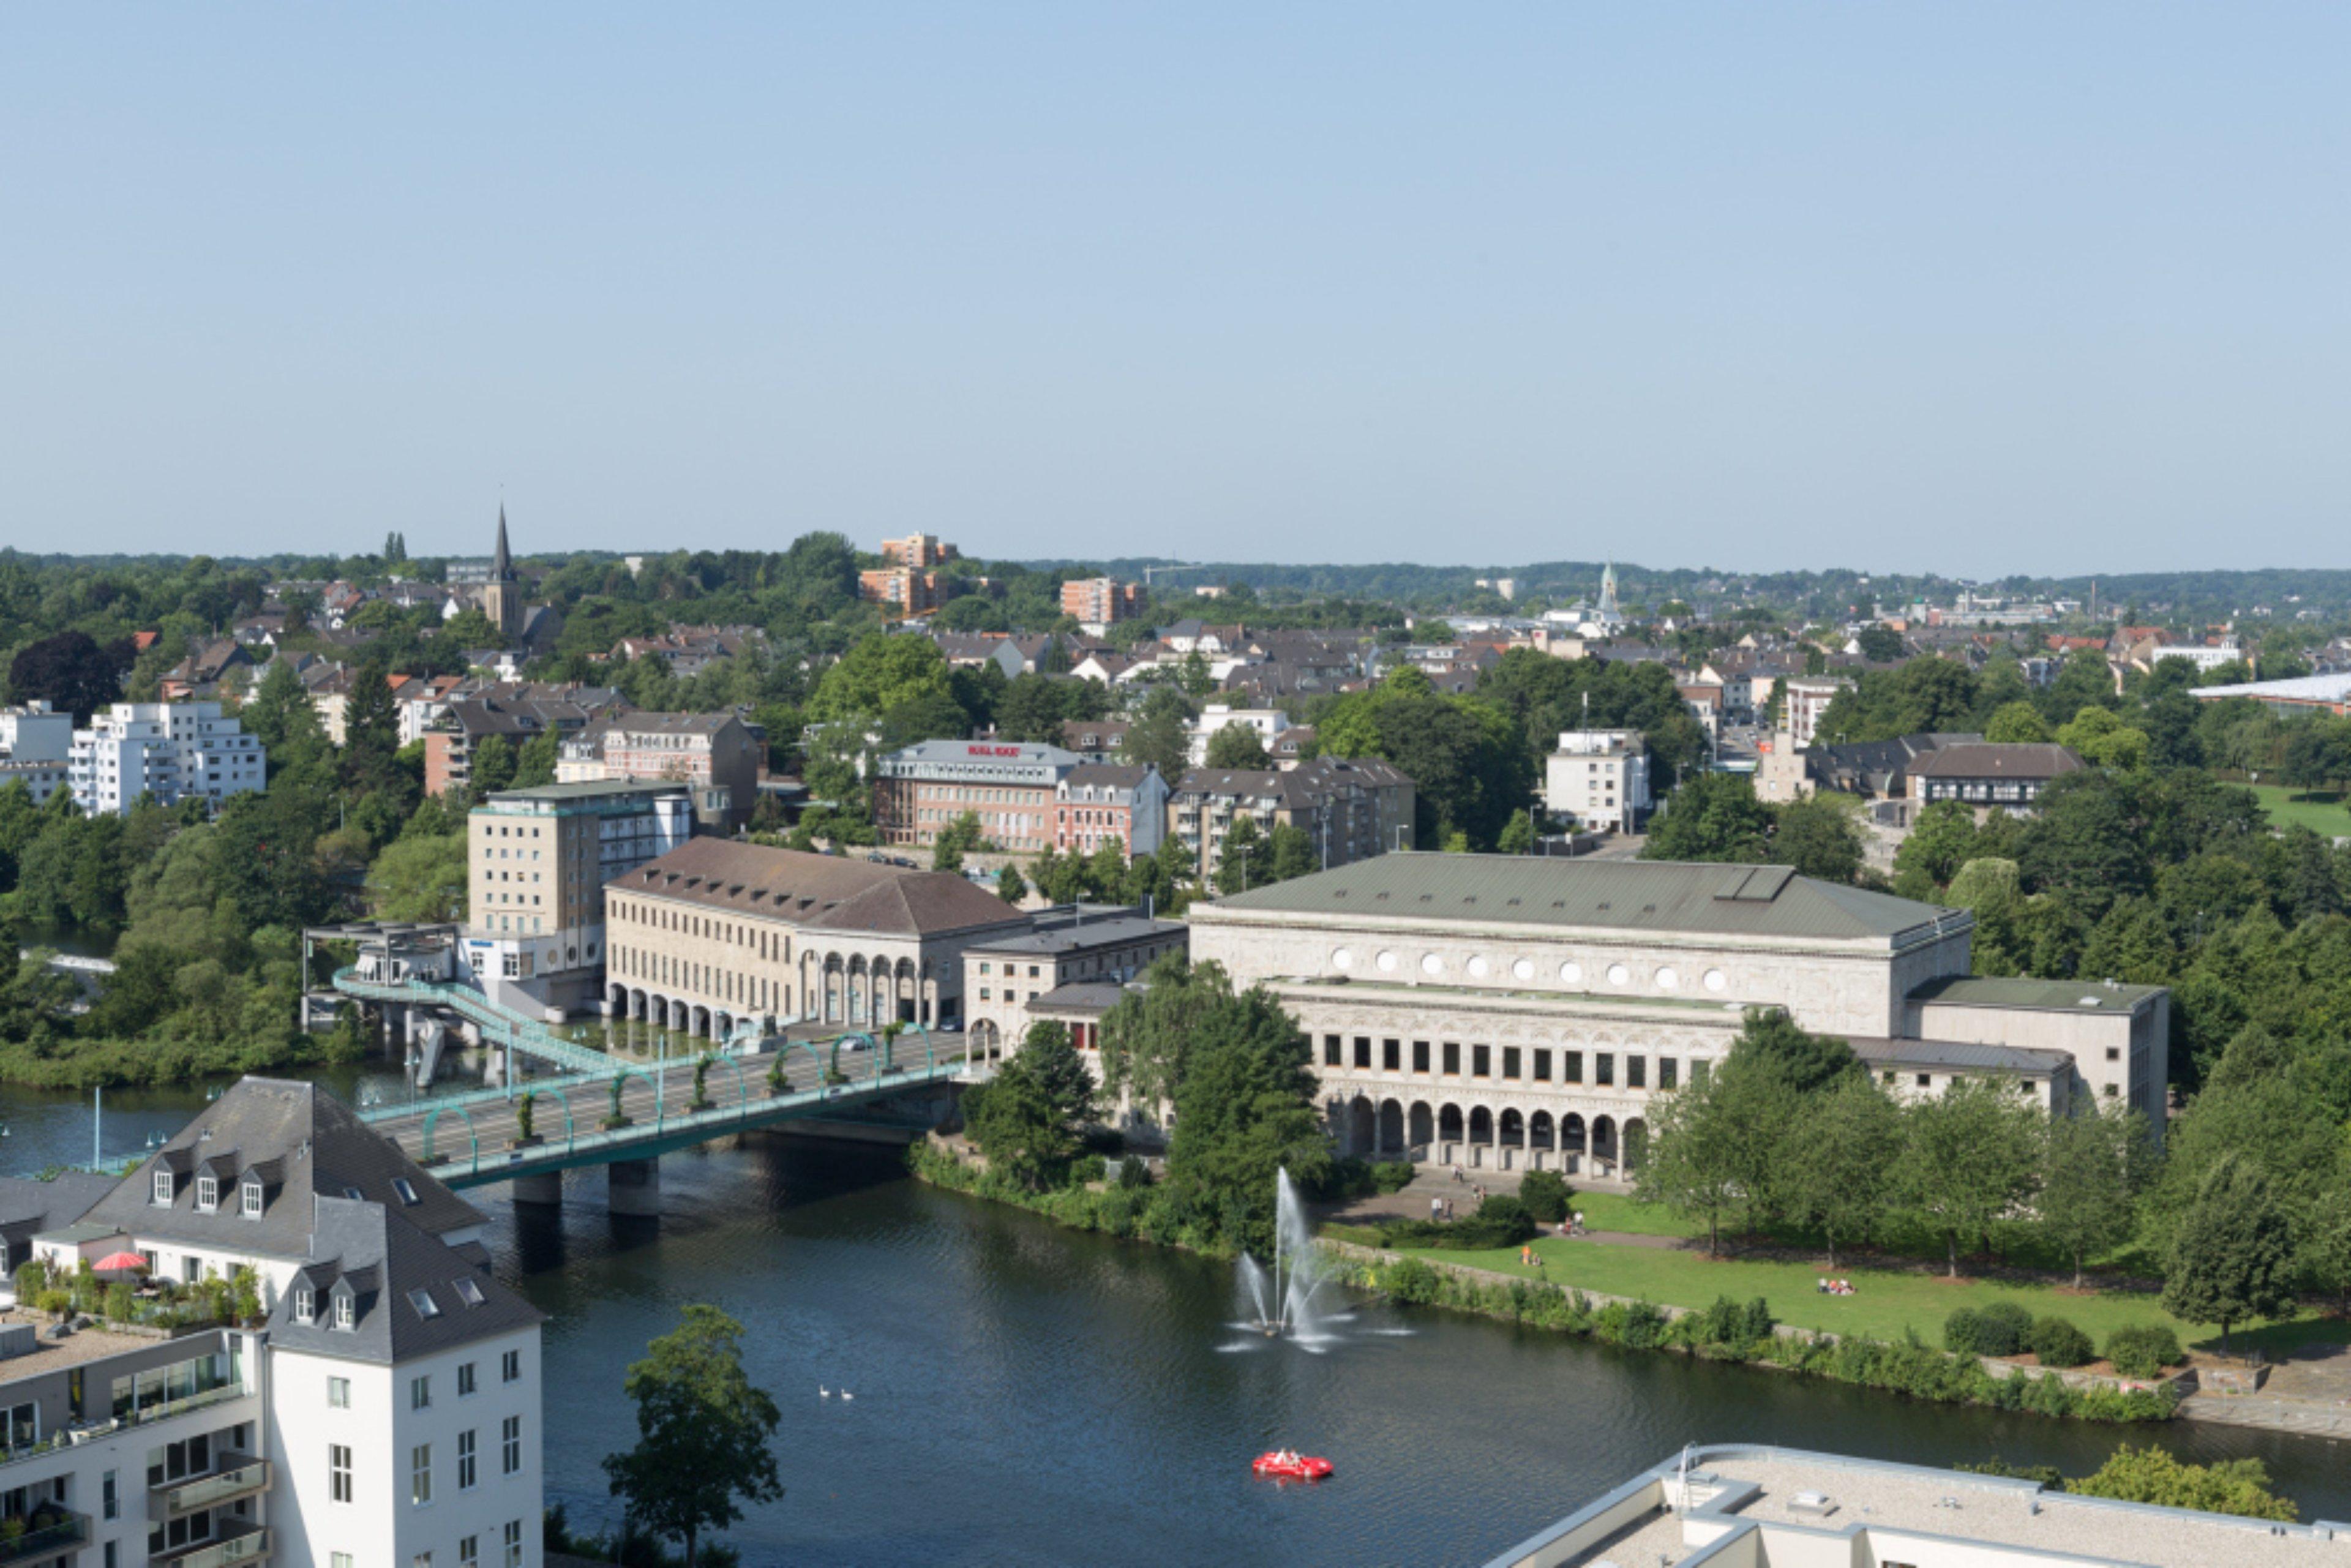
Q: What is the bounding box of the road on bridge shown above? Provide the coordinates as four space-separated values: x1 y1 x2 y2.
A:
364 1033 969 1177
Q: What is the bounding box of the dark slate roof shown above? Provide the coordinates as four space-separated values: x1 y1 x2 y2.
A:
1849 1037 2073 1075
1907 744 2085 781
966 913 1185 957
1029 981 1133 1016
0 1172 118 1242
1171 755 1412 806
1207 853 1960 943
267 1197 542 1365
613 838 1030 938
1910 975 2164 1013
78 1078 484 1258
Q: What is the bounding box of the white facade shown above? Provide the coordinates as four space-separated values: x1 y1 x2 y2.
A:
1783 678 1848 750
1187 705 1292 766
68 702 266 817
1541 731 1649 832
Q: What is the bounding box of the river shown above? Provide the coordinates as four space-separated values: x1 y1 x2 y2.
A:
7 1079 2349 1566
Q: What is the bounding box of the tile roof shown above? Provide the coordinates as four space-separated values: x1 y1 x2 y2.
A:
1205 853 1960 942
613 838 1029 937
1848 1037 2073 1074
1907 743 2084 781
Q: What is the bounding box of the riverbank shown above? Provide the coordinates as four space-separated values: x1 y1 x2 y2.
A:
907 1139 2177 1426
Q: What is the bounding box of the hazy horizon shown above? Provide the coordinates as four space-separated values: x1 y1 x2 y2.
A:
7 6 2347 576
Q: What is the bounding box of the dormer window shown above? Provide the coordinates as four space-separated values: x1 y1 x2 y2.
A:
332 1292 354 1330
294 1287 315 1323
195 1176 219 1212
241 1180 263 1218
152 1169 174 1206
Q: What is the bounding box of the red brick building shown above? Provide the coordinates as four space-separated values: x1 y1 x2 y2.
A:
1059 577 1142 630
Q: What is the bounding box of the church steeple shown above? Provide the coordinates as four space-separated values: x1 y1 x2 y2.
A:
492 504 515 582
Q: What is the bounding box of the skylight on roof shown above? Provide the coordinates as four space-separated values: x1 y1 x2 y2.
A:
452 1277 486 1308
408 1288 441 1320
344 1186 365 1201
391 1178 421 1206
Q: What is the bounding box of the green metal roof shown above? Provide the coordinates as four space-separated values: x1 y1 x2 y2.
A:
1205 852 1959 942
1909 975 2164 1011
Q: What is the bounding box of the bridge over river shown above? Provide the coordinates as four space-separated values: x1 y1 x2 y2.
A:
355 1028 978 1214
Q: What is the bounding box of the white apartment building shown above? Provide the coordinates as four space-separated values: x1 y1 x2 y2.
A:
1782 677 1849 750
0 701 75 805
1540 730 1649 833
0 1077 545 1568
1186 705 1292 766
68 703 267 817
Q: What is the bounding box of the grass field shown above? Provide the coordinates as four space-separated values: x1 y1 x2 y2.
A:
2251 784 2350 837
1387 1234 2349 1360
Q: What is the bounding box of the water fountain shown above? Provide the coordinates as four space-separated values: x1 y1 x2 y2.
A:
1230 1168 1340 1346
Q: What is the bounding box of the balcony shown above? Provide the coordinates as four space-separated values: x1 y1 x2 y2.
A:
0 1509 89 1566
154 1525 268 1568
152 1456 271 1520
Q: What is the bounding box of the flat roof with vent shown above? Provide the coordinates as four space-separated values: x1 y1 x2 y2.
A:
1201 853 1959 942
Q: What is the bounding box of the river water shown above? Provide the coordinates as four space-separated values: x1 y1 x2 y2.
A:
7 1080 2349 1566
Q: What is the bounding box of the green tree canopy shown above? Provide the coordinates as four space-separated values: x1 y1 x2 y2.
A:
2161 1153 2295 1354
602 1304 782 1568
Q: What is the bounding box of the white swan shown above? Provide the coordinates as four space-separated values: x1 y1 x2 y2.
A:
819 1386 831 1399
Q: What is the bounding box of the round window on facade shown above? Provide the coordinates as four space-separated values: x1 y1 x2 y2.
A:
1332 948 1354 970
1607 963 1630 986
1376 950 1399 973
1511 958 1534 982
1421 953 1444 975
1655 966 1679 990
1703 968 1727 992
1559 962 1583 986
1468 955 1490 979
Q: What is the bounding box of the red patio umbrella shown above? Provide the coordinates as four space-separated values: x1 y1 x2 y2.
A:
92 1252 148 1275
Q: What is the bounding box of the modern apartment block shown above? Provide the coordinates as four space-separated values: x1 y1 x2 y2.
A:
67 703 268 817
554 711 762 831
0 1078 544 1568
1167 757 1415 881
1540 730 1651 832
463 781 694 1016
1480 1444 2343 1568
1191 855 2168 1179
1057 577 1141 632
858 534 960 618
873 740 1168 862
0 701 75 805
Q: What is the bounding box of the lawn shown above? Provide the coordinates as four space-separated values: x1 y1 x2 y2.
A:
1389 1233 2350 1360
2250 784 2350 837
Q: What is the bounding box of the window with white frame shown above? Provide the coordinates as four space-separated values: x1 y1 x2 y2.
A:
333 1292 354 1330
501 1414 521 1476
411 1375 431 1410
152 1169 173 1205
328 1376 349 1409
329 1444 353 1504
195 1176 218 1212
241 1179 263 1218
458 1429 477 1490
501 1349 521 1383
503 1521 523 1568
411 1443 432 1506
294 1288 315 1324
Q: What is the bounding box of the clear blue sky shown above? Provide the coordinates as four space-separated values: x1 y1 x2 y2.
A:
4 6 2345 575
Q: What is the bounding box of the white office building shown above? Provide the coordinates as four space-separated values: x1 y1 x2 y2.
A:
0 1077 544 1568
1187 705 1293 766
1541 730 1650 833
0 701 75 805
68 703 267 817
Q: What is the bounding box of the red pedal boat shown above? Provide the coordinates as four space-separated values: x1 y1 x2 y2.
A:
1252 1450 1333 1481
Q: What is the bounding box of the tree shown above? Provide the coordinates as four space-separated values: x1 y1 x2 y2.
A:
602 1304 782 1568
1496 809 1535 856
931 809 983 872
996 863 1028 906
1891 800 1979 894
1213 814 1265 896
469 734 518 798
367 830 468 921
2036 1101 2153 1289
1892 1078 2043 1278
1163 969 1325 1257
1781 1075 1902 1270
512 730 559 790
1767 797 1863 883
1855 625 1905 662
2057 706 2151 771
1266 823 1319 882
1632 1071 1745 1256
964 1024 1095 1189
9 631 122 722
2160 1154 2295 1356
807 632 954 724
2067 1447 2297 1523
1119 685 1197 782
1985 702 2053 744
1641 773 1769 864
1204 722 1272 770
1732 1008 1861 1095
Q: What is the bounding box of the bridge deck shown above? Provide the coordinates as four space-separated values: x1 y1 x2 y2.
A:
359 1037 973 1188
331 967 620 1076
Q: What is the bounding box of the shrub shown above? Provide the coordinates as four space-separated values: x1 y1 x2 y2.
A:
1070 1153 1108 1185
12 1261 46 1302
103 1281 133 1323
2104 1324 2184 1380
1372 1161 1416 1193
1518 1169 1573 1223
1944 1308 1983 1354
1949 1301 2035 1357
1384 1258 1441 1304
2033 1316 2096 1369
34 1290 70 1316
1117 1155 1152 1190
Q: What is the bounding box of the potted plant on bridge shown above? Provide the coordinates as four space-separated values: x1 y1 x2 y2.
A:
765 1059 787 1098
602 1074 632 1131
689 1054 716 1112
512 1090 542 1150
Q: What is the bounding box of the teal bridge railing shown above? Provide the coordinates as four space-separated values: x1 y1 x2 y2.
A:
329 966 616 1077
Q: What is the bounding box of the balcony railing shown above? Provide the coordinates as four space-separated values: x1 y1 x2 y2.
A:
0 1509 90 1566
153 1457 271 1519
115 1379 253 1433
154 1525 269 1568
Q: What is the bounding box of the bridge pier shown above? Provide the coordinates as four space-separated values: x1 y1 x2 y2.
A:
511 1172 563 1207
607 1158 661 1218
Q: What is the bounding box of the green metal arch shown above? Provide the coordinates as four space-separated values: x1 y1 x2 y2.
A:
421 1102 481 1168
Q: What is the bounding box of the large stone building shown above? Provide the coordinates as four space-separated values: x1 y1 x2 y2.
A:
0 1077 546 1568
1189 855 2166 1180
602 838 1031 1037
464 780 695 1016
959 907 1188 1061
873 740 1169 861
